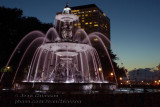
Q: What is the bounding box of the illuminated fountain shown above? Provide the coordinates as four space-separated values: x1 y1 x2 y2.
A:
0 4 117 92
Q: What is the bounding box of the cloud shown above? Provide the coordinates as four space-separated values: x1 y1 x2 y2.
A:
128 68 160 81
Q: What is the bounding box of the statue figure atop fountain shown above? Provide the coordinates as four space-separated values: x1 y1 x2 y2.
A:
55 3 78 41
63 3 71 14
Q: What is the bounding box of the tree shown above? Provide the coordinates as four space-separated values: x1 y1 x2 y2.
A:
91 41 126 82
0 7 52 84
0 6 52 69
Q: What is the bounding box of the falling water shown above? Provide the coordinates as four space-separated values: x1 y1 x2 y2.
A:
88 32 131 87
0 31 45 82
0 4 121 91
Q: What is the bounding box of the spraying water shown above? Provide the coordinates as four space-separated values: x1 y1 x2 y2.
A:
0 4 123 91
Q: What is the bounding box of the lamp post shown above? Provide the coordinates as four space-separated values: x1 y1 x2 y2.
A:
98 68 102 72
119 77 123 85
110 72 113 82
1 66 11 73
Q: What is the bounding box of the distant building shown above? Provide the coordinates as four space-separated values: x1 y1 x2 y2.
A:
71 4 111 48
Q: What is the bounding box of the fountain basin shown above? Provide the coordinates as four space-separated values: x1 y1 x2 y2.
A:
40 42 93 52
14 82 117 93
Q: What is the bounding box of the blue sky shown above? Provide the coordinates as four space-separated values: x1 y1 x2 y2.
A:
0 0 160 71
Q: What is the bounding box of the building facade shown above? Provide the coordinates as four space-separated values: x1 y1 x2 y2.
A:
71 4 110 48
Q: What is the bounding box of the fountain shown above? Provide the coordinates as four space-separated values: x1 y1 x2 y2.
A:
0 4 117 93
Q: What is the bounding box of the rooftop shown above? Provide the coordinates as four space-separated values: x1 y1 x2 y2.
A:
71 4 110 21
71 4 97 10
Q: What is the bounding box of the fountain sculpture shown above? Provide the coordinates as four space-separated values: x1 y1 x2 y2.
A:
0 4 117 92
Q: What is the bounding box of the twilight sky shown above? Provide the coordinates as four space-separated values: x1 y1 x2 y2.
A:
0 0 160 71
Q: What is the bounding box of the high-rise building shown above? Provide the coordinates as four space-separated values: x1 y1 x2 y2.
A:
71 4 110 48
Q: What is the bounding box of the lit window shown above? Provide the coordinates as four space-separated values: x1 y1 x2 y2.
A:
78 23 81 25
88 11 91 13
93 10 97 12
78 15 81 17
85 14 88 16
78 26 81 28
94 38 98 42
72 10 79 12
85 22 88 25
82 20 84 22
89 22 92 24
94 24 98 26
103 13 107 17
74 24 77 26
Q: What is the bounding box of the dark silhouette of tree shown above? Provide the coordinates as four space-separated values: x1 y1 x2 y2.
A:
92 41 126 83
0 6 52 69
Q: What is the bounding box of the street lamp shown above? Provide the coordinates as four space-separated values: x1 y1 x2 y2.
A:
119 77 123 85
155 81 157 85
1 66 11 72
155 81 157 83
7 66 10 70
141 81 144 83
98 68 102 72
126 81 129 83
110 72 113 76
110 72 114 82
119 77 123 81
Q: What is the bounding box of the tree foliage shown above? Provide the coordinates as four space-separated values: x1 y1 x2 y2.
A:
0 6 52 68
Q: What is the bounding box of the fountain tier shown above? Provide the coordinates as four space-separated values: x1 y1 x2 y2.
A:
55 14 79 23
25 42 104 83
